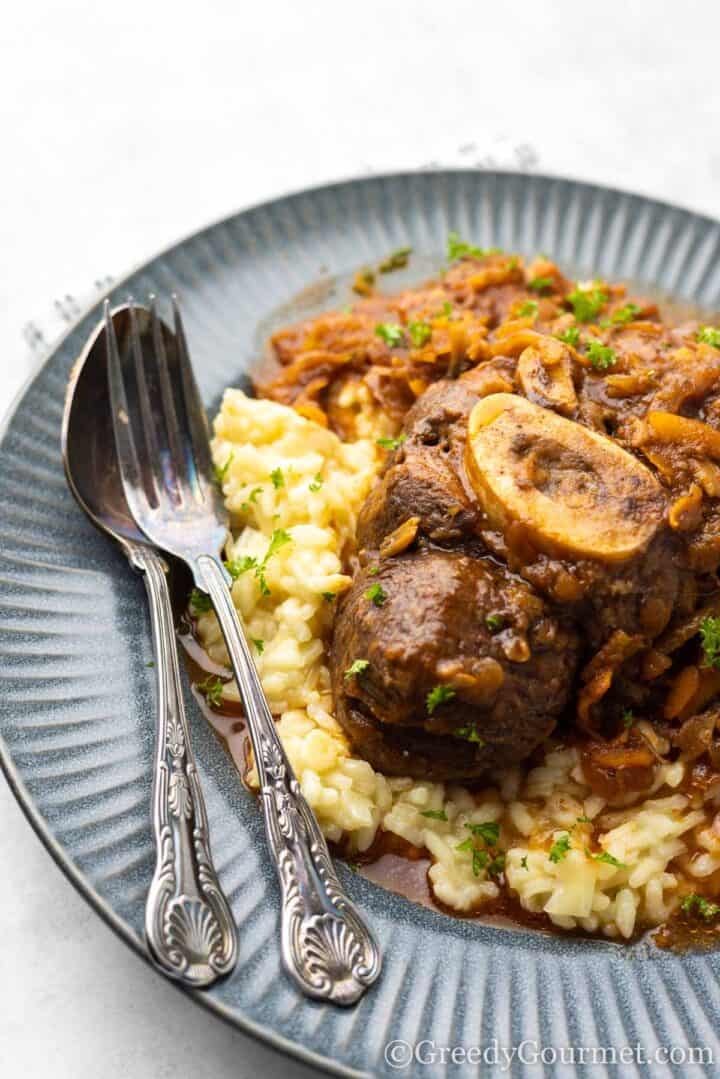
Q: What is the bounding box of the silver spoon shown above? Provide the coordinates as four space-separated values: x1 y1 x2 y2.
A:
61 305 238 987
105 296 382 1005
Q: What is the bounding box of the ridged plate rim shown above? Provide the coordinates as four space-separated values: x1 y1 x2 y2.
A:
3 169 720 1079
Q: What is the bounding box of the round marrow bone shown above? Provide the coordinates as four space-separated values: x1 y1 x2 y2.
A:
465 393 665 564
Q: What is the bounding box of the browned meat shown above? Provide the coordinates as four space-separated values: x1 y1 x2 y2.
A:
359 375 684 649
331 550 580 779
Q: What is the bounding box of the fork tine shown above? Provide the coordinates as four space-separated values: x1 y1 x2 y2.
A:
105 301 146 513
128 304 161 508
171 296 215 498
149 295 188 503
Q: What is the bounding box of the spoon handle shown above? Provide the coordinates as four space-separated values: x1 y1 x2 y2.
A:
130 543 238 986
197 554 382 1005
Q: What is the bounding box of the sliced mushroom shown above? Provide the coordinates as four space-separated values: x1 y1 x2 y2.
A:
465 393 665 563
516 345 577 416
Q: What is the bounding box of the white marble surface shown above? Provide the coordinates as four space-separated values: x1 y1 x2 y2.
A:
2 2 720 1075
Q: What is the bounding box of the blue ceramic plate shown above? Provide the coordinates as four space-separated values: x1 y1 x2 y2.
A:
3 172 720 1078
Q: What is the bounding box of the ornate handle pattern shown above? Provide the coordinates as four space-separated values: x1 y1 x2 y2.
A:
197 554 382 1005
130 544 238 987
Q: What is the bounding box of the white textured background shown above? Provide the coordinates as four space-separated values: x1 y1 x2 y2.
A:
2 2 720 1076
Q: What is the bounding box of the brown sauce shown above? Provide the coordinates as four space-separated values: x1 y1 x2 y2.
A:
179 623 720 948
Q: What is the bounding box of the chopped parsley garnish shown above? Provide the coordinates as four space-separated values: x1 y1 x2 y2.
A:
255 528 292 596
520 855 529 870
622 708 635 729
697 326 720 349
528 276 553 294
251 637 265 654
426 684 456 714
225 555 258 581
586 340 617 370
517 299 539 319
457 821 504 877
487 853 505 878
270 467 284 490
344 658 369 679
576 815 591 824
408 320 432 347
473 849 490 876
376 434 406 450
568 285 608 322
681 893 720 919
364 583 387 607
700 616 720 669
591 850 628 869
375 322 405 347
190 588 212 614
556 325 581 347
197 675 224 708
321 591 335 603
379 247 412 273
466 820 500 846
440 300 453 318
485 613 504 632
611 303 640 324
421 809 448 821
214 452 234 485
447 231 492 262
309 473 323 492
240 486 263 511
368 565 380 576
549 834 571 864
454 723 485 745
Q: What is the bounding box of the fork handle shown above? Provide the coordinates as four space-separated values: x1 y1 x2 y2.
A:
197 554 382 1005
129 543 238 986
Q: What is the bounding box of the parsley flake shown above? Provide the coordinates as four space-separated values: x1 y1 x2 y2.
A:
197 675 224 708
190 588 212 614
528 275 553 294
379 247 412 273
344 658 369 679
214 452 234 485
472 849 490 877
611 303 640 324
309 473 323 492
697 326 720 349
225 555 258 581
251 637 265 654
255 528 292 596
426 684 456 714
592 850 628 869
568 285 608 322
700 616 720 669
376 434 406 450
321 591 335 603
421 809 448 821
556 325 581 347
549 834 571 863
681 893 720 919
517 299 539 319
485 613 504 632
466 821 500 846
586 340 617 370
375 322 405 347
270 468 285 490
364 583 387 607
622 708 635 729
447 231 492 262
520 855 529 870
454 723 485 745
408 320 432 348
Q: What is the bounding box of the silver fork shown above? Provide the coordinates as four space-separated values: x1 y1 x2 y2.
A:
105 297 382 1005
